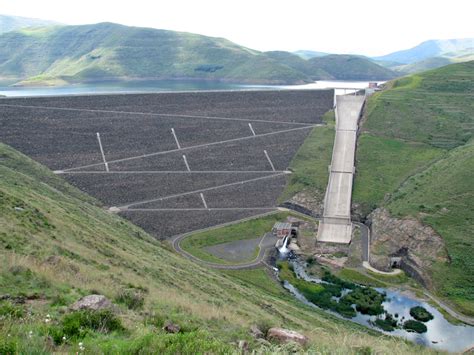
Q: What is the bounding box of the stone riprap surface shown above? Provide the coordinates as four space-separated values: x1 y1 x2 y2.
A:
0 90 333 238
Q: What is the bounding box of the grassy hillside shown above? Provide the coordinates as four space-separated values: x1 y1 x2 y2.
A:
266 52 397 81
0 22 308 85
0 22 398 85
0 142 429 353
280 110 335 202
354 61 474 315
387 142 474 313
307 55 397 80
0 14 60 35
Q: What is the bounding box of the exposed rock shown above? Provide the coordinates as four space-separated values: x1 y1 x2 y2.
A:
289 190 324 216
368 208 448 287
162 321 180 333
288 241 301 253
266 327 308 346
250 324 265 339
70 294 113 311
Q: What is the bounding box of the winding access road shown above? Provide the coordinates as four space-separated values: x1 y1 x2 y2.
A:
170 211 280 270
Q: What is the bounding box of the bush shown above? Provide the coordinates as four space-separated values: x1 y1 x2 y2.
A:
0 301 24 318
115 289 145 310
373 313 398 332
409 306 433 322
403 320 427 333
49 310 124 344
0 339 16 354
341 287 386 316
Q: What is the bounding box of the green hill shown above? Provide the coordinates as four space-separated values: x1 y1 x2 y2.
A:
307 55 396 80
354 61 474 315
0 22 397 86
0 14 60 35
0 142 429 353
266 52 397 81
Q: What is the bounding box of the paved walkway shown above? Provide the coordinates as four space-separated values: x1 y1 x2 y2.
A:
318 95 365 244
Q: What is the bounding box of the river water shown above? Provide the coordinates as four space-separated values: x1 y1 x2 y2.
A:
284 261 474 353
0 79 373 97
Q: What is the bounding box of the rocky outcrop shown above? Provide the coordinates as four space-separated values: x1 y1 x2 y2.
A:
368 208 448 287
70 294 113 311
288 190 324 216
266 327 308 346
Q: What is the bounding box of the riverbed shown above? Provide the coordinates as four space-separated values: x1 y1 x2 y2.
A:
283 260 474 352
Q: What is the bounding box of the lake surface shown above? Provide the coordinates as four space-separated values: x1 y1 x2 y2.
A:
284 260 474 353
0 79 374 97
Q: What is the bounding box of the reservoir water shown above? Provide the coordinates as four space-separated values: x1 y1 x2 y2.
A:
0 79 373 97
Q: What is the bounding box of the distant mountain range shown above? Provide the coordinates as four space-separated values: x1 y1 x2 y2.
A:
372 38 474 74
295 38 473 75
1 14 471 86
0 14 60 34
374 38 474 64
0 17 397 86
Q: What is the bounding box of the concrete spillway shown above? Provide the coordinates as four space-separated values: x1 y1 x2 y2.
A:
317 95 365 244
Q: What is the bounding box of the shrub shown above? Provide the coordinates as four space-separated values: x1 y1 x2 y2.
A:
115 289 145 310
0 339 16 354
49 310 124 344
0 301 24 318
403 320 427 333
409 306 434 322
341 287 386 316
373 313 398 332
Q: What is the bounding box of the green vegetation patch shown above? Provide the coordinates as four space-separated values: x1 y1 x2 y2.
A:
403 320 427 334
353 134 442 215
280 110 335 202
409 306 434 322
337 269 386 288
362 62 474 148
49 310 124 344
373 313 398 332
386 141 474 315
222 268 285 297
278 262 388 319
342 287 385 316
179 212 289 264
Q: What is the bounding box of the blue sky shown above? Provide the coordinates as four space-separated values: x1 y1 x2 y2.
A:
2 0 473 56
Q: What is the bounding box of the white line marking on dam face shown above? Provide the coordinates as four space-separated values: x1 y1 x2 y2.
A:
125 207 277 212
171 128 181 149
182 155 191 172
200 193 209 209
0 104 314 126
55 170 290 175
119 172 286 209
61 125 318 172
248 123 256 136
263 150 276 171
96 132 109 172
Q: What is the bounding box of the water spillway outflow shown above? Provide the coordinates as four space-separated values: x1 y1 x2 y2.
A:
278 235 290 255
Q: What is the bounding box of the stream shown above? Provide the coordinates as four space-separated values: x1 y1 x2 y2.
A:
282 260 474 352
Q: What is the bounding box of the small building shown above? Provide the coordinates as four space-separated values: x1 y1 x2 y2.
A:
368 82 378 89
272 222 292 238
